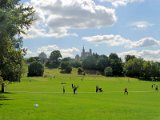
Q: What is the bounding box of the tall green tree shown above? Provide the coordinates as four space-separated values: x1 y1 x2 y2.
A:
96 55 110 72
125 55 136 62
109 53 123 76
124 58 144 78
60 57 72 73
151 62 160 80
46 50 62 68
82 55 97 70
142 61 152 80
0 0 34 92
104 67 113 76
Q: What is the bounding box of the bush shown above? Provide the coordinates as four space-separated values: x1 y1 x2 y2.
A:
104 67 113 76
60 60 72 74
28 62 44 77
65 66 72 73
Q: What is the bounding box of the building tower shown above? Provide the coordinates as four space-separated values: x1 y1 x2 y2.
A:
89 49 92 55
81 46 85 59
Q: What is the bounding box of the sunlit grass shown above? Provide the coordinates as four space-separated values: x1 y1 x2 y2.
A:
0 68 160 120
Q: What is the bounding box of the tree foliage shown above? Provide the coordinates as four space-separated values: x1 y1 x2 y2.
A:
81 53 123 76
46 50 62 68
124 57 160 80
124 58 144 78
71 60 82 68
109 53 123 76
104 67 113 76
82 55 98 70
125 55 136 62
60 57 72 73
96 55 110 72
0 0 34 92
27 57 40 64
28 62 44 77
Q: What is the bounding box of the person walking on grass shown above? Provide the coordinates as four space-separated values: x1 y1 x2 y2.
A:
96 85 103 93
96 85 99 93
63 86 65 94
124 88 128 95
73 85 79 94
155 85 159 91
151 84 154 89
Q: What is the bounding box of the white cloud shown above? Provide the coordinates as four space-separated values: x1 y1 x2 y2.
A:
24 0 117 38
101 0 144 7
118 50 160 62
83 35 160 48
130 37 160 48
131 21 153 29
37 45 59 55
23 26 78 39
83 35 131 46
37 45 80 58
25 49 37 58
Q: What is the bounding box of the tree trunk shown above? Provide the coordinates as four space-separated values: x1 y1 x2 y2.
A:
1 83 4 93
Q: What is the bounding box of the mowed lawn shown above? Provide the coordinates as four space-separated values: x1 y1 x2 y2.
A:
0 69 160 120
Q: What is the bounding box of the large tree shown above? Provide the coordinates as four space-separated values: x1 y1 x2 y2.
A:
96 55 110 72
0 0 34 92
46 50 62 68
109 53 123 76
60 58 72 74
125 55 136 62
124 58 144 78
82 55 97 70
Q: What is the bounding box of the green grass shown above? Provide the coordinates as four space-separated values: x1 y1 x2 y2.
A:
0 68 160 120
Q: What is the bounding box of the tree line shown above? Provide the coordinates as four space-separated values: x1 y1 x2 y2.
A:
27 50 160 81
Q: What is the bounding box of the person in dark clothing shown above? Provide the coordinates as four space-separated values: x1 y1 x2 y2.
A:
155 85 158 91
96 85 99 93
99 88 103 92
63 86 65 94
72 84 74 88
151 84 154 89
124 88 128 95
73 85 79 94
96 86 103 93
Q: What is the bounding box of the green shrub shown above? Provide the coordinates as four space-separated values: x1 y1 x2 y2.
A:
28 62 44 77
60 60 72 74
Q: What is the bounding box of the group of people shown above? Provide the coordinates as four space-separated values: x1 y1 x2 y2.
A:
63 84 104 94
62 84 159 94
62 84 79 94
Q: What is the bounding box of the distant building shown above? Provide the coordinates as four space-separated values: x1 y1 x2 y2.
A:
75 46 93 60
75 54 80 60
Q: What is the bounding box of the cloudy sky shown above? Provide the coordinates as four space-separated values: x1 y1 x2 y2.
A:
22 0 160 61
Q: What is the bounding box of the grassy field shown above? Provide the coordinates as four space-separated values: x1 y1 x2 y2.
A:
0 68 160 120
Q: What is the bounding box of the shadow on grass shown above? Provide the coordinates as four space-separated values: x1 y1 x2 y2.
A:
0 98 13 100
0 93 13 101
1 92 15 94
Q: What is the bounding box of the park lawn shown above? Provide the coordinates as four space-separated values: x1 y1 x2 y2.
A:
0 68 160 120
